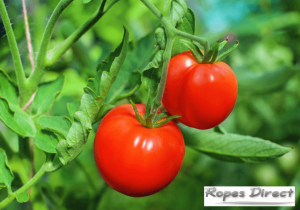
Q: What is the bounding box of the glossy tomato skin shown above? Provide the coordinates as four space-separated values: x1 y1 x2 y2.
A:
162 51 238 129
94 104 185 197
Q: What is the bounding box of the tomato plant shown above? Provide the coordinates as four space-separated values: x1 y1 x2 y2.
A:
0 0 296 209
94 104 185 196
163 51 238 129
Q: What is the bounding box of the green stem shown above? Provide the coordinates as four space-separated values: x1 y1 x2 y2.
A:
174 28 209 53
140 0 175 108
0 164 47 209
27 0 74 94
0 0 26 95
0 154 62 209
153 33 174 107
46 0 119 67
112 85 139 104
140 0 173 29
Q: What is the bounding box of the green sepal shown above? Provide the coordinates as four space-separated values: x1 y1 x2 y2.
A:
209 42 221 63
153 112 169 124
218 40 228 51
153 115 181 128
129 98 145 126
143 88 152 120
180 40 203 62
216 40 239 62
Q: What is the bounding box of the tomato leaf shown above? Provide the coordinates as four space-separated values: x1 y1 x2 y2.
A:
38 116 72 138
0 98 36 137
16 191 29 203
167 0 188 27
105 34 156 103
83 0 94 4
32 76 64 117
237 66 298 94
0 148 14 193
35 130 59 153
142 50 164 93
56 28 129 165
172 8 196 57
180 124 292 163
0 69 18 105
67 101 81 121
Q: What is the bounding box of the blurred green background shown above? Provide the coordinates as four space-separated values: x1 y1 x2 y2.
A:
1 0 300 209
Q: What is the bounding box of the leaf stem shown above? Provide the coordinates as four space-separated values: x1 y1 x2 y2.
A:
174 28 209 53
153 33 173 107
27 0 74 91
46 0 118 67
0 164 47 209
0 0 26 94
140 0 173 29
0 155 63 209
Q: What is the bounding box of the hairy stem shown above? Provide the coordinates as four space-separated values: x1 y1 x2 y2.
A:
174 28 209 53
0 0 26 95
153 33 173 107
140 0 173 29
0 164 46 209
27 0 74 95
22 0 35 71
0 155 63 209
45 0 117 67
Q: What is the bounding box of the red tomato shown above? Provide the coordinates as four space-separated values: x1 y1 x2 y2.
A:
162 51 238 129
94 104 185 197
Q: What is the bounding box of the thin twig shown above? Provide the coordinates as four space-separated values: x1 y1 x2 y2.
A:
22 0 34 71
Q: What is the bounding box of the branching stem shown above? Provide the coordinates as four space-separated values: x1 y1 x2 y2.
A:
140 0 209 107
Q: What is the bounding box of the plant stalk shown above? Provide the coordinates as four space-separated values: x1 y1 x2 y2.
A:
26 0 74 105
153 33 174 107
0 0 26 96
45 0 118 67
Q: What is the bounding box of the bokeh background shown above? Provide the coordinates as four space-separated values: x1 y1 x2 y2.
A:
0 0 300 209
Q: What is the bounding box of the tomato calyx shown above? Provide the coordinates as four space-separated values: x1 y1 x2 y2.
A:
181 39 239 64
129 98 180 129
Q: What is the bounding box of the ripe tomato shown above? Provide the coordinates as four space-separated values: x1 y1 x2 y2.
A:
162 51 238 130
94 104 185 197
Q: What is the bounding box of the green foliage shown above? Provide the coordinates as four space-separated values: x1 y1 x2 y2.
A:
0 70 18 105
35 130 59 153
0 149 14 192
167 0 187 27
0 98 36 137
32 76 65 117
56 28 129 165
105 34 156 103
238 66 299 94
38 116 72 138
171 8 195 57
15 191 29 203
142 50 163 92
181 124 291 163
0 0 300 209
